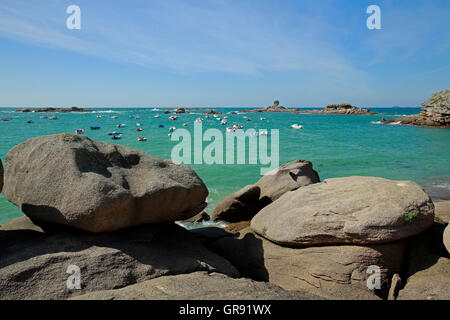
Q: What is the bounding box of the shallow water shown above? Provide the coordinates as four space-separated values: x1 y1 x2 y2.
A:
1 107 450 227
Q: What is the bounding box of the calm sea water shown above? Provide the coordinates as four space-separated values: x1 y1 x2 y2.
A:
1 107 450 226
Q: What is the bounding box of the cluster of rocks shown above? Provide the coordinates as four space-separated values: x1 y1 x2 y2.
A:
15 107 94 113
296 103 376 115
0 134 318 300
209 165 449 300
241 100 376 115
381 90 450 127
0 134 449 300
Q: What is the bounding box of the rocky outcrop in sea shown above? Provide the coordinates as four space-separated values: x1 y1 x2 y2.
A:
381 90 450 127
241 101 376 115
15 107 94 113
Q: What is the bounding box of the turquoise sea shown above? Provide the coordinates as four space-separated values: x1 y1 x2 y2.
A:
1 107 450 226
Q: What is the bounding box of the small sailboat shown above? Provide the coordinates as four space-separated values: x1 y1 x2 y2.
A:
169 116 178 120
117 124 126 128
169 126 176 132
111 115 118 119
233 125 243 130
49 115 58 120
154 115 160 118
195 118 203 123
259 129 268 136
260 117 266 121
112 134 122 140
226 127 234 133
75 129 85 134
137 137 147 142
221 119 227 125
136 122 143 126
291 124 304 130
136 128 143 132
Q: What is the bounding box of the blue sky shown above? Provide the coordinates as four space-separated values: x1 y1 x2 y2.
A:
0 0 449 108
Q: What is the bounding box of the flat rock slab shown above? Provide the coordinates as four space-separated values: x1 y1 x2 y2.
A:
251 176 434 246
70 271 322 300
0 220 238 300
209 228 405 300
3 134 208 232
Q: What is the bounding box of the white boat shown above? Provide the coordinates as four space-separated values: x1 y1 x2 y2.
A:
291 124 304 130
117 124 126 128
259 129 268 136
195 118 203 123
154 115 160 118
111 116 118 119
221 119 227 125
226 127 234 133
169 126 176 132
260 117 266 121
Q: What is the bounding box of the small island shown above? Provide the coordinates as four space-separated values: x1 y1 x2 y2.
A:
15 106 95 113
241 100 376 115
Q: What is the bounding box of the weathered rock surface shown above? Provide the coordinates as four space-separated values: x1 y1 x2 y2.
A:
3 134 208 232
208 228 405 300
0 220 239 300
70 271 321 300
212 185 262 222
397 221 449 300
251 176 434 246
0 158 3 193
434 201 450 223
397 258 450 300
382 90 450 127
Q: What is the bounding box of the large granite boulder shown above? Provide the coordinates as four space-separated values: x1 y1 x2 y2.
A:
0 220 239 300
255 160 320 202
70 271 321 300
212 185 262 222
0 158 3 193
3 134 208 232
251 176 434 247
208 228 405 300
212 160 319 223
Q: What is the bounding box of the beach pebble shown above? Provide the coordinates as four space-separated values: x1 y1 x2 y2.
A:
251 176 435 246
2 133 208 232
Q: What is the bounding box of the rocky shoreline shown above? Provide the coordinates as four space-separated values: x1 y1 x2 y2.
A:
381 90 450 127
0 135 449 300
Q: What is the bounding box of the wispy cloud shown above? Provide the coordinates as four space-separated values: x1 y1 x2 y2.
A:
0 0 365 79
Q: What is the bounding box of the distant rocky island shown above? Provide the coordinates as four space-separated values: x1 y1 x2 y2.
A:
241 100 376 115
15 106 94 113
381 90 450 127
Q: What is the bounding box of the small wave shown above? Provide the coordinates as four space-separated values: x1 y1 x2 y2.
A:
370 121 382 125
388 121 402 126
95 110 121 114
